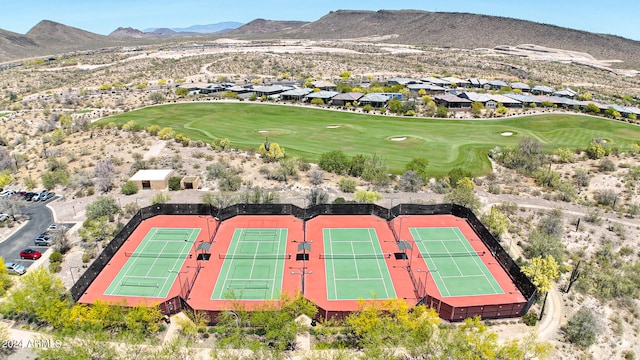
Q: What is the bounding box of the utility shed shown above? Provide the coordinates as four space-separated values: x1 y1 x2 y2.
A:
129 169 175 190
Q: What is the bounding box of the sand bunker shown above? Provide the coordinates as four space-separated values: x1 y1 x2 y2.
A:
258 130 269 133
326 125 341 129
501 132 513 137
390 137 407 141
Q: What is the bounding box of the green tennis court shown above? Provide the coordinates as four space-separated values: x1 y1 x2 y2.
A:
211 228 288 300
323 228 396 300
410 227 503 297
104 227 199 297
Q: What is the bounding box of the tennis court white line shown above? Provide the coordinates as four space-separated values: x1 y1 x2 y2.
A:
271 228 284 299
328 229 338 299
334 277 385 281
350 242 361 279
456 229 504 293
439 274 490 279
370 227 393 299
123 275 168 280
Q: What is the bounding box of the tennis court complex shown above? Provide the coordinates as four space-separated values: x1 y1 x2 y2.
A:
104 227 199 297
323 228 396 300
410 227 503 297
211 228 288 300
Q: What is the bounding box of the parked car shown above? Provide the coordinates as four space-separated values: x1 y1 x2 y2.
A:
0 214 9 222
0 190 16 197
23 192 36 201
5 262 25 275
47 223 65 232
33 190 48 201
34 233 53 246
19 249 42 260
43 191 55 200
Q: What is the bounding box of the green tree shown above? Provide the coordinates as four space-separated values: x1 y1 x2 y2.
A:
0 170 13 188
175 87 189 97
310 98 325 106
585 103 600 114
121 181 139 195
448 167 472 188
471 101 484 117
521 255 560 294
339 71 351 81
1 268 69 328
481 206 510 239
85 196 120 221
436 106 449 118
362 104 374 113
444 177 481 212
563 308 600 348
41 169 70 189
405 157 430 182
586 139 607 159
258 142 285 162
168 176 182 191
319 150 350 174
387 99 403 114
148 91 165 104
525 231 566 266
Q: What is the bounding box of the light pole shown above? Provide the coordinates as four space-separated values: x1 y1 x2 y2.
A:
198 215 213 242
69 266 80 284
416 268 438 298
290 267 312 295
168 269 189 297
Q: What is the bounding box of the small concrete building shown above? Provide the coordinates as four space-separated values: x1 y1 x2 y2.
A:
129 169 176 190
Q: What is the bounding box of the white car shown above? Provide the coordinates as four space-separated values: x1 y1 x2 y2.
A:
0 190 15 197
0 214 9 222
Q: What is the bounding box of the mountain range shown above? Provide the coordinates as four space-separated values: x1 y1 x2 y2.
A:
1 10 640 70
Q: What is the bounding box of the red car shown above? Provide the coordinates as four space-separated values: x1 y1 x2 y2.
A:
19 249 42 260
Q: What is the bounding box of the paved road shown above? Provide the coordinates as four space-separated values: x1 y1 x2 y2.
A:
0 198 55 269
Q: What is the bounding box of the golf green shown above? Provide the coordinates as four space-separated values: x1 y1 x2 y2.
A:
100 102 640 175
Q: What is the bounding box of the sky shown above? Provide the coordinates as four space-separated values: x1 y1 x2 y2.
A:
2 0 639 41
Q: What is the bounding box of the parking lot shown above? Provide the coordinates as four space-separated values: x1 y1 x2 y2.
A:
0 194 67 273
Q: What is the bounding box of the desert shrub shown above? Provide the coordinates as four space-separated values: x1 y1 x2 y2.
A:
563 308 600 348
49 252 63 263
121 181 139 195
150 192 170 205
594 189 618 207
319 150 350 174
307 188 329 206
599 158 616 172
522 311 538 326
398 170 423 192
353 190 382 203
338 178 357 193
308 169 324 186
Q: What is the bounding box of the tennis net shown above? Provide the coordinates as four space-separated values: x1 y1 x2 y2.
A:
319 253 392 259
218 253 291 260
125 251 188 259
418 251 486 258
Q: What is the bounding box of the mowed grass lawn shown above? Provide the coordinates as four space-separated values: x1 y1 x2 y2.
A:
101 102 640 175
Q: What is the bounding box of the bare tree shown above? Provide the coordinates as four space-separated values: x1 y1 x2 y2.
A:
308 169 324 186
94 159 115 193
